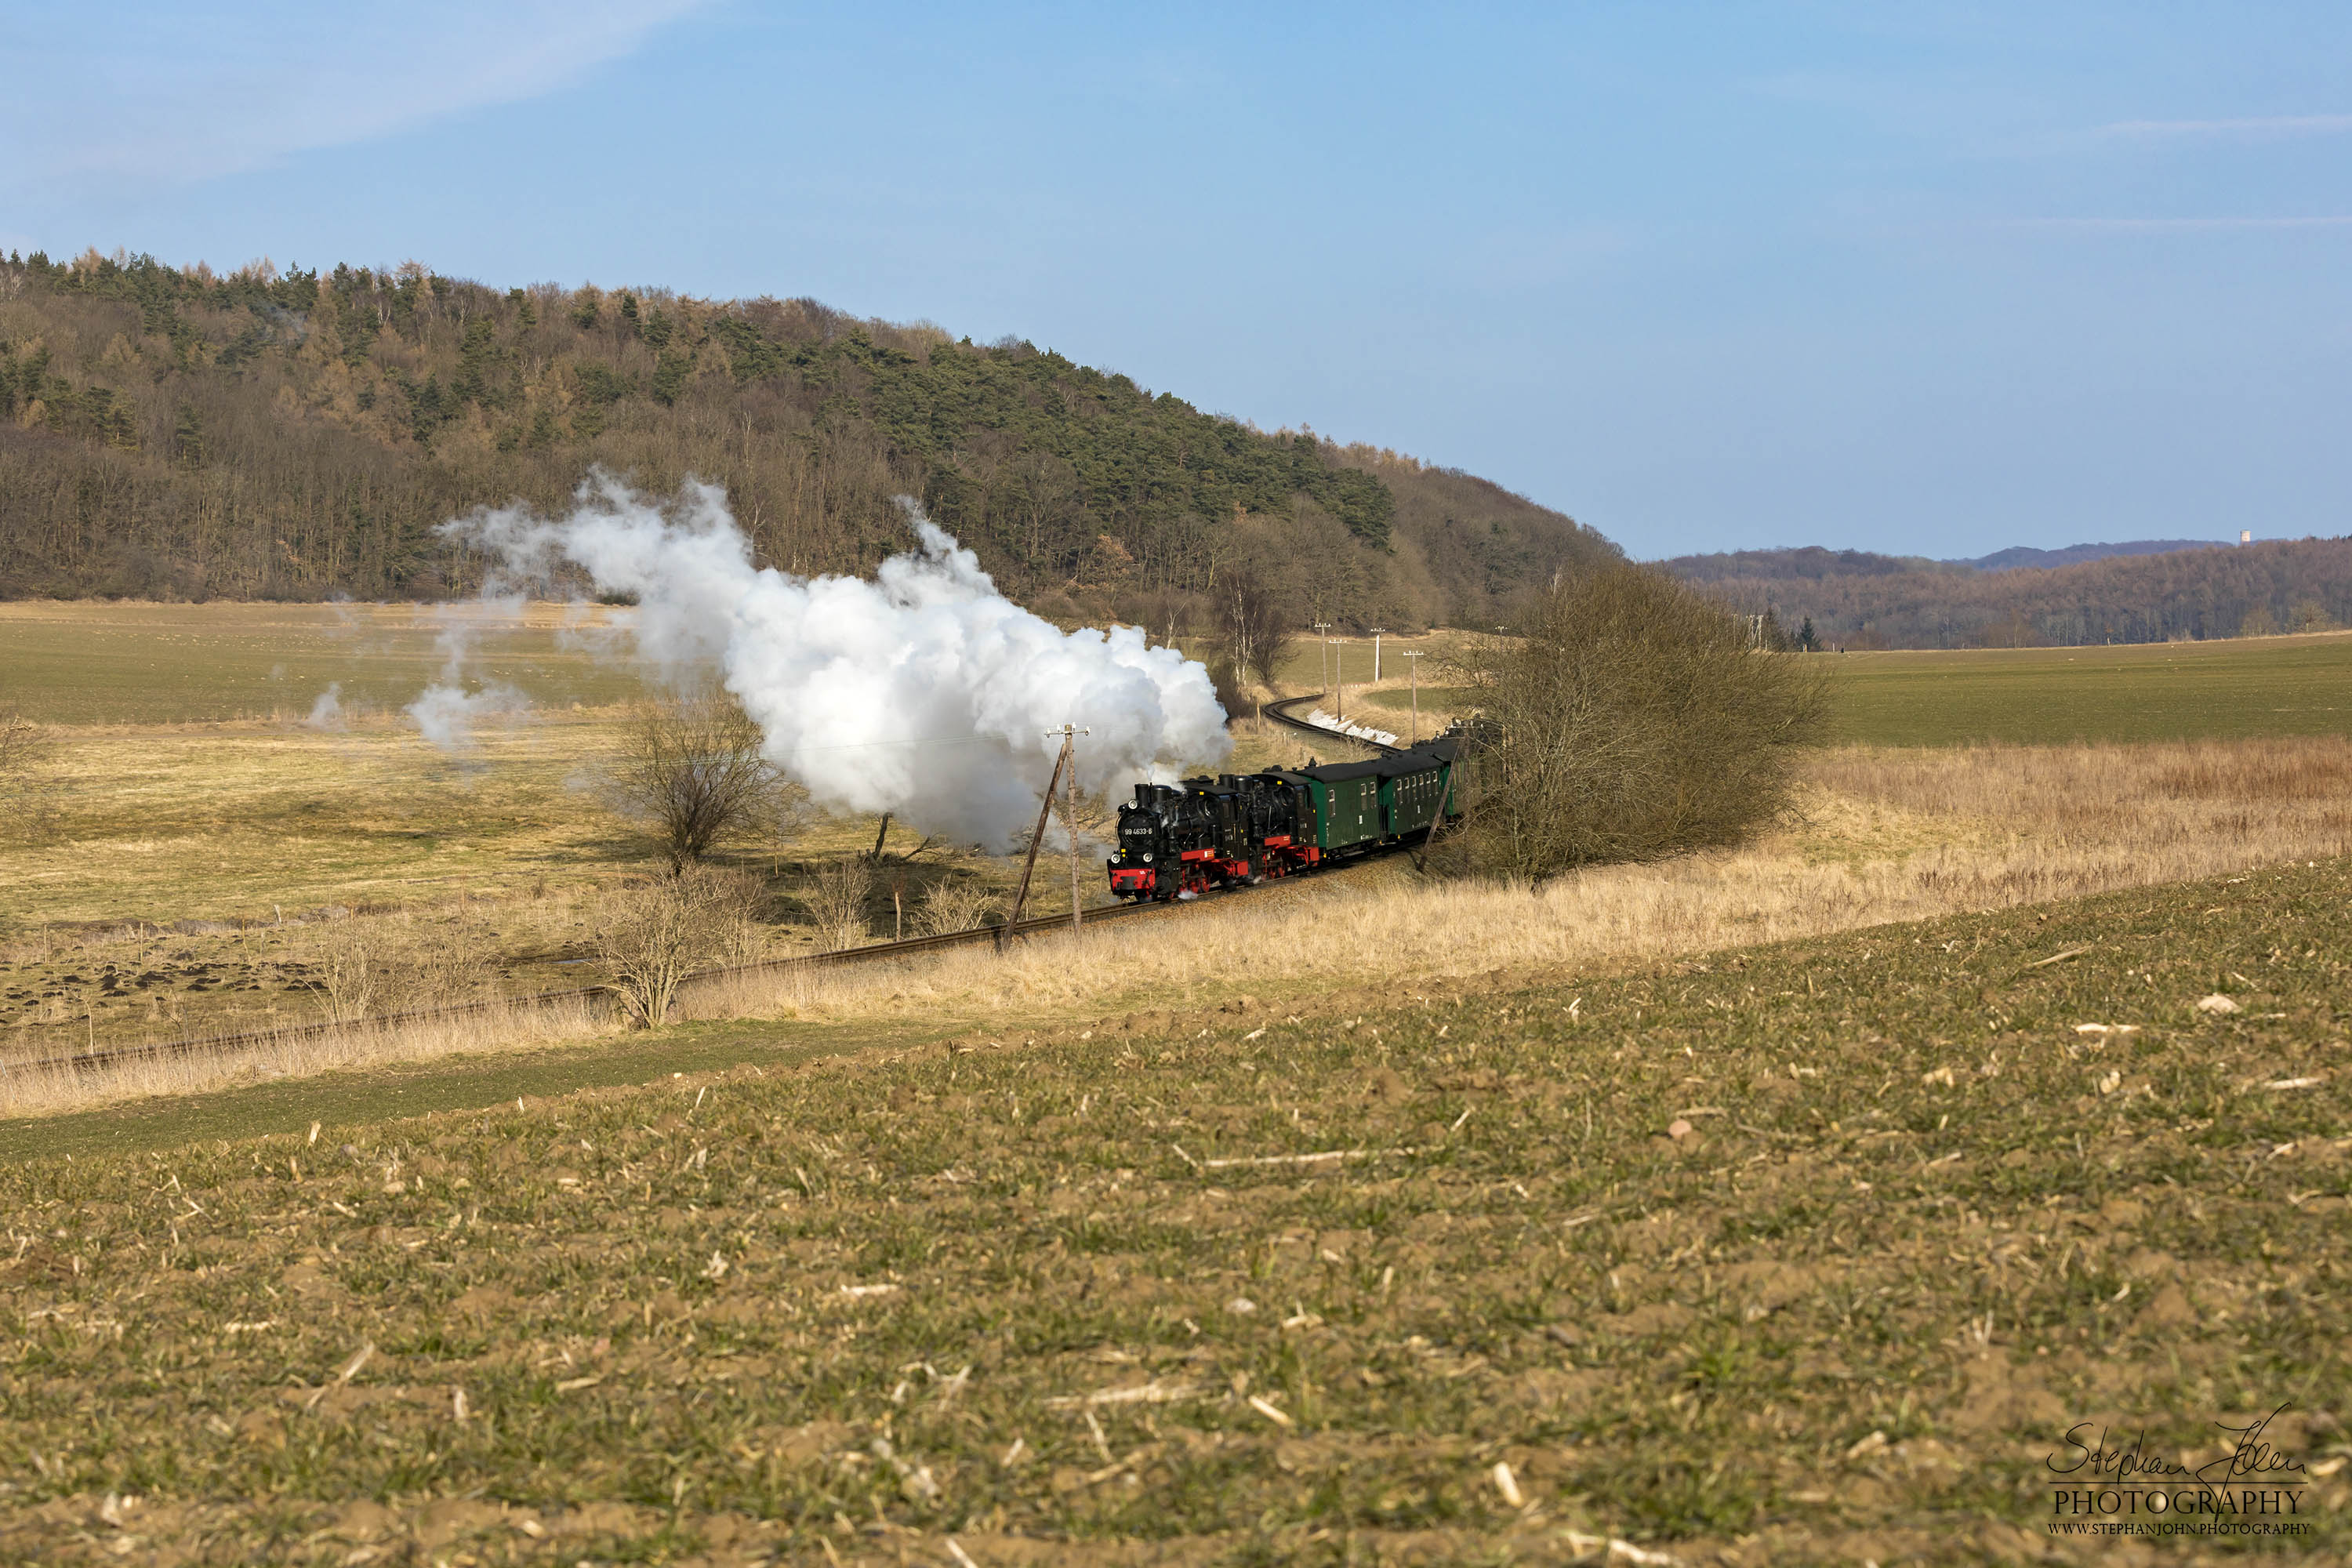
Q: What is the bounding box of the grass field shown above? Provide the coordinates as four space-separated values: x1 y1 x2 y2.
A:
0 861 2343 1563
9 601 2352 1094
0 601 643 726
2 602 2347 1563
1279 628 2352 749
11 729 2350 1123
1829 632 2352 748
0 604 1339 1058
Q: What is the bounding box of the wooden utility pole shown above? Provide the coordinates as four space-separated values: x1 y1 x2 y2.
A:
1045 724 1090 931
1312 622 1333 701
1403 648 1424 744
1007 742 1067 927
1368 627 1387 683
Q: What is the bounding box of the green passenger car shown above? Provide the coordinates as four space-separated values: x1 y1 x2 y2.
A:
1280 733 1477 857
1300 764 1385 850
1382 758 1446 836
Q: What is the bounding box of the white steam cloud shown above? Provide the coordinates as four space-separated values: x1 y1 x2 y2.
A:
407 681 529 751
446 474 1230 845
405 598 534 752
303 682 347 731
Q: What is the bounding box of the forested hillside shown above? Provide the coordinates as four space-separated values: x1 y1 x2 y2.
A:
1963 539 2223 571
1662 538 2352 648
0 249 1614 628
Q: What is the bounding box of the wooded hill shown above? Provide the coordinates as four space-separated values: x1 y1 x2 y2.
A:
1661 539 2352 648
0 249 1616 630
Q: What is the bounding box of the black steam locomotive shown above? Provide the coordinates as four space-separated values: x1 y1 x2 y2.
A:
1106 734 1474 900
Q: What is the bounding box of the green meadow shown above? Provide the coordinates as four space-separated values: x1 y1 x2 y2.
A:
1828 632 2352 747
0 601 643 726
1298 627 2352 750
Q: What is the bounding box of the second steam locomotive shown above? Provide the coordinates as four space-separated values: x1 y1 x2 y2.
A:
1107 732 1474 900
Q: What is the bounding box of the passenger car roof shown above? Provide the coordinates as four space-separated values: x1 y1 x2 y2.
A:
1279 749 1446 785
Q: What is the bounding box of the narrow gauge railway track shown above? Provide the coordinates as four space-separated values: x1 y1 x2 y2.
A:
1261 693 1403 756
13 830 1403 1079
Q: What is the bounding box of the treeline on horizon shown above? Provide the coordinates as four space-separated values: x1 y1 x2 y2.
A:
1662 539 2352 648
0 248 1618 631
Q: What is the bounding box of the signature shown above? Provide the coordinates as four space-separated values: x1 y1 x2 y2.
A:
2047 1403 2307 1485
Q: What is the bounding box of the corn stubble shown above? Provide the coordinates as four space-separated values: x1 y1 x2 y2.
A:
0 862 2345 1563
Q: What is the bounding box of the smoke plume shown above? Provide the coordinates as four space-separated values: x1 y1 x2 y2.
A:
405 598 533 751
447 474 1230 844
407 681 528 751
303 682 347 731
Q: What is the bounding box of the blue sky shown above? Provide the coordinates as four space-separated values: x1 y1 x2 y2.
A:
5 2 2348 561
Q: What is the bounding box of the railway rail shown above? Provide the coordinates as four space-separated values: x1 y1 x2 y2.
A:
1261 693 1404 756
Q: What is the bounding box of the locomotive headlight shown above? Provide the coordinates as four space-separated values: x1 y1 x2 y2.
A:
1142 852 1153 862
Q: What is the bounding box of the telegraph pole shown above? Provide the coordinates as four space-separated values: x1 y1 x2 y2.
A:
1047 724 1090 931
1368 628 1387 683
1312 622 1333 702
1402 648 1424 744
1007 741 1067 928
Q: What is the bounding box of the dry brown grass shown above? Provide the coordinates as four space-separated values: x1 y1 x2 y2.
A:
683 736 2352 1030
0 992 606 1120
14 736 2350 1119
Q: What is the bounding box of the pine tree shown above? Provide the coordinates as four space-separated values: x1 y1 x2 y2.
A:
172 402 205 468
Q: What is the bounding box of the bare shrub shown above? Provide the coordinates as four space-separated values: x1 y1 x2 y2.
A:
309 923 379 1024
804 860 874 952
714 907 774 969
403 927 498 1009
0 707 60 842
916 877 998 936
612 692 779 871
302 912 494 1025
0 707 38 775
594 867 760 1027
1468 564 1828 879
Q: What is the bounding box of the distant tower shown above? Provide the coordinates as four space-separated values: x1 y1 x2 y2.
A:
2241 530 2253 545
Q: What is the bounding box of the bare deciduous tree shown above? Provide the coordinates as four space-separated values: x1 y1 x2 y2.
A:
1217 577 1294 685
1467 565 1828 880
594 867 760 1027
613 693 779 872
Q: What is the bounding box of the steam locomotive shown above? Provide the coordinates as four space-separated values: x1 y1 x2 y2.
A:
1106 732 1474 900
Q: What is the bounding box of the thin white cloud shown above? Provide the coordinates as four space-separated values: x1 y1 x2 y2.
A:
2096 113 2352 141
1984 215 2352 234
3 0 703 189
